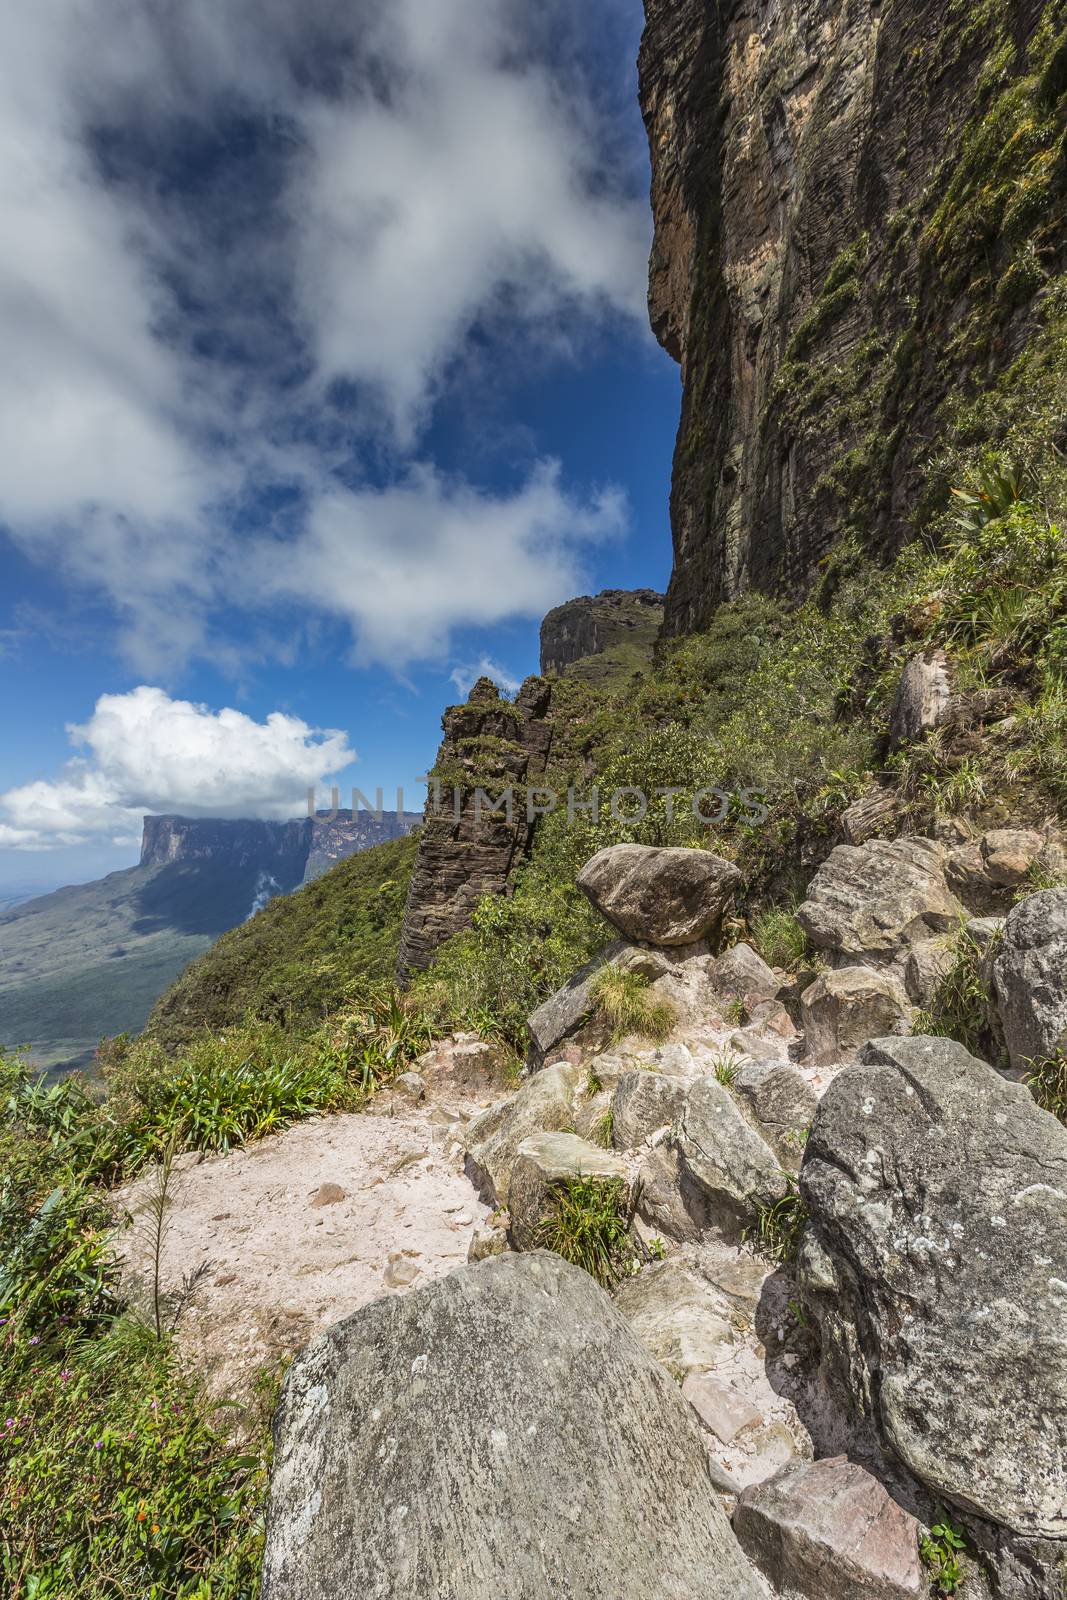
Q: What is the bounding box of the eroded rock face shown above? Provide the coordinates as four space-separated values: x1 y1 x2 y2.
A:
797 838 962 968
262 1252 764 1600
799 1035 1067 1549
578 844 741 948
638 0 1052 631
396 676 555 977
526 942 624 1071
708 942 778 1002
800 965 915 1064
539 588 664 677
993 889 1067 1070
734 1456 923 1600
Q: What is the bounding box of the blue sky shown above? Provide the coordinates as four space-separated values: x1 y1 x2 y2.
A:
0 0 678 892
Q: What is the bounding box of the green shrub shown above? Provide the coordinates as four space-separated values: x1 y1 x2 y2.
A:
1028 1052 1067 1122
0 1047 273 1598
913 924 998 1059
920 1514 971 1596
537 1177 637 1287
750 908 811 971
589 966 675 1045
747 1180 807 1265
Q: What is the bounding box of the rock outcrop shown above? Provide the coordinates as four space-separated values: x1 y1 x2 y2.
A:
993 888 1067 1071
800 965 915 1064
799 1035 1067 1581
539 588 665 678
797 837 962 969
578 844 740 947
396 677 555 976
262 1252 764 1599
638 0 1056 631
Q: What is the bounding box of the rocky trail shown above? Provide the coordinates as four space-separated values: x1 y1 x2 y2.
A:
114 828 1067 1599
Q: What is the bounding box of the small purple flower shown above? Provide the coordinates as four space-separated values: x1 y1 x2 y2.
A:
94 1439 104 1450
59 1370 72 1383
28 1336 39 1346
4 1419 15 1429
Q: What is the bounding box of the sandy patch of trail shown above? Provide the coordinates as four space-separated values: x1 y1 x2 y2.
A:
113 1106 491 1403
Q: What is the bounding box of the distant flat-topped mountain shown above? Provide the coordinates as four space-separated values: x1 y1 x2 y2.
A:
0 809 420 1076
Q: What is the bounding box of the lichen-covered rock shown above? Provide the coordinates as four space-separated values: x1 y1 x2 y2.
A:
734 1456 923 1600
993 889 1067 1071
507 1132 630 1251
800 966 915 1064
262 1252 764 1599
578 844 740 947
462 1063 582 1206
799 1034 1067 1548
675 1076 787 1234
797 838 962 967
734 1062 817 1142
611 1071 688 1149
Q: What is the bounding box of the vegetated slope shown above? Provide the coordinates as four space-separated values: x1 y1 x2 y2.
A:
0 861 269 1074
146 831 420 1050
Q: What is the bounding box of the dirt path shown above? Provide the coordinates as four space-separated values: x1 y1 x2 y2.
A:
113 1106 491 1403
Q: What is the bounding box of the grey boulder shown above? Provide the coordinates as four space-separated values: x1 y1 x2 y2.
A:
262 1252 764 1600
734 1456 923 1600
734 1062 817 1142
578 843 741 947
611 1070 688 1148
526 942 624 1070
799 1034 1067 1543
797 837 963 967
463 1062 582 1206
708 942 778 1001
676 1076 787 1234
993 888 1067 1070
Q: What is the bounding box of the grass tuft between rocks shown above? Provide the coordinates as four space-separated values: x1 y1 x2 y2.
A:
588 966 675 1045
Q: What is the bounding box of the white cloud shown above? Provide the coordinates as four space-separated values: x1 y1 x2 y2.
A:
251 460 626 666
449 657 522 700
0 687 355 849
0 0 648 673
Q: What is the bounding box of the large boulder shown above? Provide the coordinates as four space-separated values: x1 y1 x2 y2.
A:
675 1076 788 1234
993 888 1067 1071
463 1062 582 1206
734 1062 817 1143
734 1456 923 1600
262 1252 764 1600
611 1070 688 1148
797 837 963 968
507 1131 630 1250
578 844 740 947
800 966 915 1064
799 1035 1067 1550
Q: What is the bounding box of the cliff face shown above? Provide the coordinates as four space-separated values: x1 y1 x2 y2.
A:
396 678 555 977
640 0 1061 634
141 812 421 889
539 589 665 678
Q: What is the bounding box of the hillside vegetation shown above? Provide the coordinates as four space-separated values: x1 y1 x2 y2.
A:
146 832 419 1051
